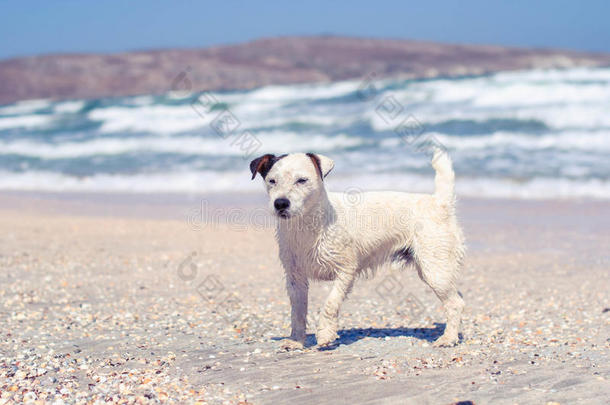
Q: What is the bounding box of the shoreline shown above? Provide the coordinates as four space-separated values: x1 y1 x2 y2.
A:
2 189 608 226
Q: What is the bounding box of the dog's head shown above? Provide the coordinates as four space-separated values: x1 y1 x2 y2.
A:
250 153 334 219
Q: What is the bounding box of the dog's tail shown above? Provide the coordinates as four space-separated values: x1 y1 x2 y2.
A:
431 148 455 208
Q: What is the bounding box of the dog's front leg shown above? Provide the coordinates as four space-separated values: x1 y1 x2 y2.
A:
316 273 355 347
281 272 308 350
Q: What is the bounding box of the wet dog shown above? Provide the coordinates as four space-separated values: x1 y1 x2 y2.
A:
250 149 465 349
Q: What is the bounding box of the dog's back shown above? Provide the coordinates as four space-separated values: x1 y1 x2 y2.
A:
326 149 464 278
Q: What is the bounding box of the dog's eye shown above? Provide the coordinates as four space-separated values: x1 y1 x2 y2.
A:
296 178 308 185
268 179 276 185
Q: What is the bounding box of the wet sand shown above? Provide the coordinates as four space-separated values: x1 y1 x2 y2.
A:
1 192 609 404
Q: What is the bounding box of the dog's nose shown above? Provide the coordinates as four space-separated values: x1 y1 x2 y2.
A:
274 198 290 211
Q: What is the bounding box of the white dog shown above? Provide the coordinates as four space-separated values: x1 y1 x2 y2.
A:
250 149 465 349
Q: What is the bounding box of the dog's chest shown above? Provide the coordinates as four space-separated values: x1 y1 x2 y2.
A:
278 227 350 281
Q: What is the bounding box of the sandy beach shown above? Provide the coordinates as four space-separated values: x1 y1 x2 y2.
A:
1 192 608 404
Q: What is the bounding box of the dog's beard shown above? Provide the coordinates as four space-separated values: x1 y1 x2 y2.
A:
277 211 291 219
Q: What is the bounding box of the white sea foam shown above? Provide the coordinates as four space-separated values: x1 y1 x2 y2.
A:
409 73 610 107
85 101 351 135
224 80 359 103
255 132 364 152
127 95 157 106
459 177 610 199
472 82 610 107
0 99 51 116
0 170 257 193
88 104 213 134
0 132 364 159
84 66 610 136
431 131 610 152
330 174 610 199
1 169 609 199
369 101 610 132
54 100 86 113
238 111 359 129
219 82 362 128
0 114 53 130
368 67 610 131
492 67 610 83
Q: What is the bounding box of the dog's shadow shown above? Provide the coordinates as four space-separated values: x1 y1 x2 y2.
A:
273 322 457 350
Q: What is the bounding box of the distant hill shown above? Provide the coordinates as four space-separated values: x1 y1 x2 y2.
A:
1 36 610 104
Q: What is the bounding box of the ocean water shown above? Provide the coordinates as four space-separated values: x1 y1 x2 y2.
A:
1 67 609 199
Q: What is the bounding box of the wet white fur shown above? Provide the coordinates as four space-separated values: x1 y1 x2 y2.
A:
258 150 465 348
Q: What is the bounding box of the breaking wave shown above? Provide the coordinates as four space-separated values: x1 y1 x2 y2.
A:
1 66 609 198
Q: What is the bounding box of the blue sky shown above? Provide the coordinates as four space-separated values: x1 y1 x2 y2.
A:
1 0 609 60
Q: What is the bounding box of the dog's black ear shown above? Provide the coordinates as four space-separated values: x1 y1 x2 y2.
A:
306 153 334 179
249 154 276 180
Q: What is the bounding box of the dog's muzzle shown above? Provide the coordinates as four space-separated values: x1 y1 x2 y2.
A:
274 198 291 218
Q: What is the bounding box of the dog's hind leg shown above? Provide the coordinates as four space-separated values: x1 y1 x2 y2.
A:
316 272 355 347
416 257 464 347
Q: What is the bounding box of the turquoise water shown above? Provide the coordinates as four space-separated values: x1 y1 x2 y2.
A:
1 67 609 198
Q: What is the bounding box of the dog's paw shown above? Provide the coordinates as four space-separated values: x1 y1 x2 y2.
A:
315 328 338 347
433 334 459 347
280 338 304 351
